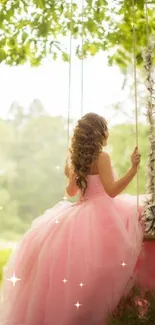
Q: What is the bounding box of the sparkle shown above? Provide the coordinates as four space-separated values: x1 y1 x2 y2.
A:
4 45 9 52
121 262 127 267
63 196 67 200
7 272 21 287
55 219 59 224
62 278 68 283
56 165 60 170
0 206 3 210
74 301 82 309
79 282 84 287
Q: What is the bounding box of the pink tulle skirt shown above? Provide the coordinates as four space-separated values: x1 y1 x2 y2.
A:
0 193 154 325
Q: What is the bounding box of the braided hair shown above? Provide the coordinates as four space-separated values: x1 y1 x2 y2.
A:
69 113 108 196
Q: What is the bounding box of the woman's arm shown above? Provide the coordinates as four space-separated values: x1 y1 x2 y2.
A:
66 174 78 197
97 151 138 198
64 158 78 197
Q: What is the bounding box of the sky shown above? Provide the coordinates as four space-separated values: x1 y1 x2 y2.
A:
0 52 132 124
0 51 146 126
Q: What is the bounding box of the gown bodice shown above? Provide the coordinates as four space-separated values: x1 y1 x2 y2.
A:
84 175 106 197
79 171 117 200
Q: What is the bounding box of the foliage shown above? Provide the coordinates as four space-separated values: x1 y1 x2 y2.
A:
108 285 155 325
109 123 149 195
141 43 155 235
0 247 13 286
0 0 155 68
0 101 69 239
0 100 149 239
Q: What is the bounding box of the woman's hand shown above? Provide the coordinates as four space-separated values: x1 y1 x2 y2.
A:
131 146 141 171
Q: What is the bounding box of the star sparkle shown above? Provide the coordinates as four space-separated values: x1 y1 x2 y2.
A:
4 45 9 53
79 282 84 287
121 262 127 267
62 278 68 283
7 272 21 287
74 301 82 309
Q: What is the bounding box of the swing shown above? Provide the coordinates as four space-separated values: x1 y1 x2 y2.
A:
66 0 155 240
65 0 84 171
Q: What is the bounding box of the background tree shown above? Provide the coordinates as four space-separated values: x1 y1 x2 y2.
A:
0 0 154 68
0 100 149 240
0 0 151 240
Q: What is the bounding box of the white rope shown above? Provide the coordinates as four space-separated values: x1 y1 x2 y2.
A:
132 0 139 210
64 0 73 198
67 0 73 147
81 0 84 117
145 2 153 121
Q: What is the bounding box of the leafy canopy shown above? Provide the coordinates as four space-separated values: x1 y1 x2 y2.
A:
0 0 154 67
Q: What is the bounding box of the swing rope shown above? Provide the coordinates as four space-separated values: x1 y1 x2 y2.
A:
67 0 84 150
67 0 73 148
144 1 153 127
65 0 84 198
64 0 73 199
81 0 84 117
65 0 84 196
132 0 140 211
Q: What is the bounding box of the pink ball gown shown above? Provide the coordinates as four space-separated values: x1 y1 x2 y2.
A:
0 173 151 325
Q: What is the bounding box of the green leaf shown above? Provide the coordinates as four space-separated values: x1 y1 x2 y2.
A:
22 32 28 43
0 49 6 62
0 0 154 68
62 52 69 62
52 52 57 60
136 0 144 10
89 44 98 55
72 3 78 11
7 39 16 48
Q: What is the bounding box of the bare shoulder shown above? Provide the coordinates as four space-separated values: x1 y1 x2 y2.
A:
97 151 111 166
96 151 114 197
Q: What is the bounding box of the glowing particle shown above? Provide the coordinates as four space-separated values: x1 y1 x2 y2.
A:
62 278 68 283
63 196 67 201
79 283 84 287
4 45 9 52
56 165 60 170
55 219 59 224
121 262 127 267
7 272 21 287
74 301 82 309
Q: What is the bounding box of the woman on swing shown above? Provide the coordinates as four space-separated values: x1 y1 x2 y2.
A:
0 113 153 325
